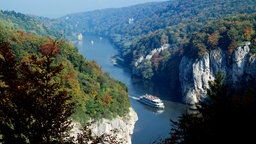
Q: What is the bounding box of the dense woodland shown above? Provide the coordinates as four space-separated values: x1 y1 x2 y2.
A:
118 0 256 82
159 15 256 143
0 41 123 143
0 10 60 37
1 0 256 143
0 41 75 143
43 0 256 94
0 13 130 123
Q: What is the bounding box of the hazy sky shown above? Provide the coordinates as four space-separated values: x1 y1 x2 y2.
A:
0 0 167 18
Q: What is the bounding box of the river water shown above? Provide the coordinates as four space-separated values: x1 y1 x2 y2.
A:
74 35 185 144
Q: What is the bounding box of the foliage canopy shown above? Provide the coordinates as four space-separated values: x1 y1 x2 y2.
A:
0 13 130 123
0 42 74 143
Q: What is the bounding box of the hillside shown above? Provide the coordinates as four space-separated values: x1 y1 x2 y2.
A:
179 14 256 103
49 0 256 99
48 2 168 36
0 13 130 123
0 10 60 37
123 0 256 80
165 15 256 143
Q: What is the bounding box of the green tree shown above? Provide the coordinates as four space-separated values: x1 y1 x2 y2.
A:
0 42 74 143
0 42 123 144
161 33 168 45
163 72 256 144
138 59 154 79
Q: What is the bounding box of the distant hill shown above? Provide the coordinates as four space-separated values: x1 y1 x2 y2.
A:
48 2 168 36
51 0 256 38
0 10 60 37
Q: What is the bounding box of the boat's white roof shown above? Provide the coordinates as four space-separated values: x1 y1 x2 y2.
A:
142 94 162 102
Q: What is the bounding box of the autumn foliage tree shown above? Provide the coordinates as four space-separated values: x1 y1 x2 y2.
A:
0 41 124 144
207 32 220 47
0 42 74 143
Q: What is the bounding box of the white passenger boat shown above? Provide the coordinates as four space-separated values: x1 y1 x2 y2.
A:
139 94 164 109
78 33 83 41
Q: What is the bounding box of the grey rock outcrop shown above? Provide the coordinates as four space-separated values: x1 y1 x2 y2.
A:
90 107 138 144
70 107 138 144
179 42 256 104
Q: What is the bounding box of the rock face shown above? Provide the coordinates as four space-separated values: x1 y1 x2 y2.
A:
179 42 256 104
90 107 138 144
70 107 138 143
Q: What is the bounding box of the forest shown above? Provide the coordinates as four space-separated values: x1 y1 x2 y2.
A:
2 0 256 143
0 10 60 37
42 0 256 94
184 14 256 58
120 0 256 82
0 12 130 123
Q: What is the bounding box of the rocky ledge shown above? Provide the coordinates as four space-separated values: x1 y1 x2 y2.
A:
90 107 138 144
71 107 138 144
179 41 256 104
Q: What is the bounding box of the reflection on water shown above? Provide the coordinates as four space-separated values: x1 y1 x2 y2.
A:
74 35 186 144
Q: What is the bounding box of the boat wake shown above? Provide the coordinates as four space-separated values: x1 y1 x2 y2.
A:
128 95 140 100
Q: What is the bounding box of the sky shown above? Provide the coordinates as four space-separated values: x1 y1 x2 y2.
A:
0 0 167 18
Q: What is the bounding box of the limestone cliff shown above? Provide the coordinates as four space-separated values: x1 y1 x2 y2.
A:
90 107 138 144
179 42 256 104
71 107 138 144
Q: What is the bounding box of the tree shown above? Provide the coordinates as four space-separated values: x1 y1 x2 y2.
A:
0 42 124 144
207 32 220 47
161 33 168 45
243 27 255 41
163 72 256 144
0 42 74 143
138 59 154 79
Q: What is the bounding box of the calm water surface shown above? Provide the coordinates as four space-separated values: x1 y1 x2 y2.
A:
74 35 185 144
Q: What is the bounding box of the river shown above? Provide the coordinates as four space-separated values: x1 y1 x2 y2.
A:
74 35 185 144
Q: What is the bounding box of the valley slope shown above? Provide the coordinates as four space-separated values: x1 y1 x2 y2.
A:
48 0 256 102
0 10 130 122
